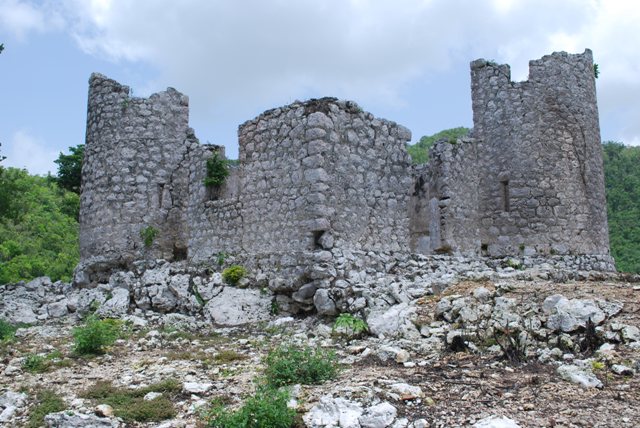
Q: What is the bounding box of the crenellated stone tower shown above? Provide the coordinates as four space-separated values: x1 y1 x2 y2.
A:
470 49 609 257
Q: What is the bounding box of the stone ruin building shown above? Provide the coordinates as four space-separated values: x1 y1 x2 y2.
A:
79 49 614 313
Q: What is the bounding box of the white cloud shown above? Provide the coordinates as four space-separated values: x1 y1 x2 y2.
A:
4 130 58 175
6 1 640 146
0 0 64 39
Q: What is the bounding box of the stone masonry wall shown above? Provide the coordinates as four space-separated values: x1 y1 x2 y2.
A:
80 73 195 267
186 98 412 293
80 48 614 292
470 49 610 257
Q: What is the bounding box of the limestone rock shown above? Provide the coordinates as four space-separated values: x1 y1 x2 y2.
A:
314 289 337 315
46 300 69 318
543 295 605 332
359 402 397 428
183 382 212 394
388 383 423 400
473 415 521 428
557 362 603 388
367 303 419 339
0 301 38 324
205 287 271 326
96 287 130 317
304 396 364 428
45 411 120 427
0 390 28 423
94 404 114 417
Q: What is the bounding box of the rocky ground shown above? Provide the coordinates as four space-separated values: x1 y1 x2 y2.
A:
1 273 639 428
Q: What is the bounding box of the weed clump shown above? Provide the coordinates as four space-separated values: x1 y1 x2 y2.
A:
72 316 123 355
264 345 338 388
140 225 158 248
27 389 65 428
23 354 49 373
214 349 247 364
0 319 18 341
206 387 294 428
81 379 180 423
222 265 247 286
332 313 368 338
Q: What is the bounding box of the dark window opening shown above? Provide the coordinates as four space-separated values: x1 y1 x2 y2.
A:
173 245 188 261
312 230 326 250
158 183 165 207
501 180 510 212
412 176 425 196
207 186 221 202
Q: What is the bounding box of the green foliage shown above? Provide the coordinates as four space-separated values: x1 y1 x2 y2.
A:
0 319 17 341
82 379 179 423
206 386 295 428
332 313 368 337
222 265 247 285
23 354 49 373
27 389 66 428
72 316 123 355
264 344 338 388
140 225 158 248
0 142 6 172
54 144 84 194
0 168 79 284
406 127 470 164
204 152 230 187
593 63 600 79
216 251 228 266
0 43 4 54
602 142 640 273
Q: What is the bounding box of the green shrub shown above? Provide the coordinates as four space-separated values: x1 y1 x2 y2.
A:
206 387 295 428
27 389 65 428
204 153 230 188
0 319 17 341
140 225 158 248
222 265 247 286
72 316 123 355
82 379 179 423
264 345 338 388
332 313 368 337
23 354 49 373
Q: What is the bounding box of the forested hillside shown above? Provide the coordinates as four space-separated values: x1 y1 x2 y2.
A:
602 141 640 273
405 127 470 163
0 168 79 283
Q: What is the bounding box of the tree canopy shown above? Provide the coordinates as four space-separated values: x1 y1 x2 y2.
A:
406 127 470 164
602 141 640 273
0 168 79 283
54 144 84 194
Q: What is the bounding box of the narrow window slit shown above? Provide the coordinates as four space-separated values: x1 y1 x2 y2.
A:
501 180 510 212
158 183 165 208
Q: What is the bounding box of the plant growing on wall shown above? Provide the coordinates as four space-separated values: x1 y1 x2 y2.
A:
140 226 158 248
222 265 247 285
204 152 229 188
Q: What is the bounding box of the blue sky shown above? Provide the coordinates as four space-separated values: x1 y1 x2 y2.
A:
1 0 639 175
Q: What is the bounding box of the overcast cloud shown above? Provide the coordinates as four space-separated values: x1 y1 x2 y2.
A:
1 0 639 173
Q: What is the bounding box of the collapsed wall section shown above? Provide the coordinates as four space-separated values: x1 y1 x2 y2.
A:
471 49 610 257
410 138 480 255
80 73 194 268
